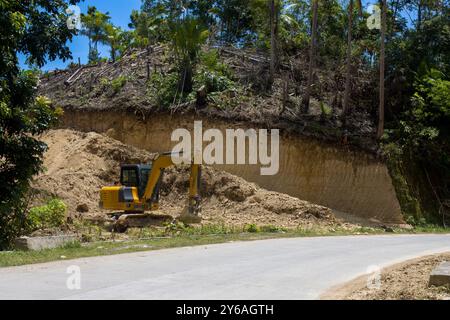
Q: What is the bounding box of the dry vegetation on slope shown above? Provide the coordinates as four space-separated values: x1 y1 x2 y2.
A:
38 47 377 150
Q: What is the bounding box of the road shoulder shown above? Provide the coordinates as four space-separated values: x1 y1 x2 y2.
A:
322 252 450 300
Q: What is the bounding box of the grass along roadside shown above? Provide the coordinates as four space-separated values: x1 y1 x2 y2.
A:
1 223 449 268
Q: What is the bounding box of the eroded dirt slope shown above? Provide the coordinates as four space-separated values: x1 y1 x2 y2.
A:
32 129 337 228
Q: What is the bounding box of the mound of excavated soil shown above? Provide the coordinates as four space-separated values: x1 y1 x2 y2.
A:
331 253 450 300
31 129 154 217
32 129 336 228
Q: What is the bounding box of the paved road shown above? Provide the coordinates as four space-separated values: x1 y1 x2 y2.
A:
0 234 449 300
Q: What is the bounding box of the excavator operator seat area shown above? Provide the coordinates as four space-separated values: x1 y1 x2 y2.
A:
120 164 152 198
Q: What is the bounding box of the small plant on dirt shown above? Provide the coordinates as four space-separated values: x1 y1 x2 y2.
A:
99 77 110 88
72 219 106 242
111 75 128 93
193 49 236 96
199 49 233 78
27 199 67 231
244 224 260 233
147 71 180 108
320 102 333 120
190 223 237 236
163 221 189 235
194 69 235 94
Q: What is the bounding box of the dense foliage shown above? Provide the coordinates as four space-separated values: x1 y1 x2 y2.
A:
27 199 67 231
0 0 79 249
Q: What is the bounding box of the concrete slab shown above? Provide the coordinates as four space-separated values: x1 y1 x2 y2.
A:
429 261 450 287
14 235 78 251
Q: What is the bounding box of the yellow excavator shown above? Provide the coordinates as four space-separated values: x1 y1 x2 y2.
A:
99 152 202 232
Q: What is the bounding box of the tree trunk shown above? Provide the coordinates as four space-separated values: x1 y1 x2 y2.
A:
302 0 319 113
393 0 400 26
269 0 277 86
377 0 386 140
180 60 193 94
146 45 152 80
111 47 116 63
342 0 354 123
417 0 422 30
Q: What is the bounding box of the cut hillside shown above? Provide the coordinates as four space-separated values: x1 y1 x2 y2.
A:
38 46 378 152
32 129 338 228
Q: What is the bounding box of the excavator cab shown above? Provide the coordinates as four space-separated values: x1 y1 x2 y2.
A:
120 164 152 198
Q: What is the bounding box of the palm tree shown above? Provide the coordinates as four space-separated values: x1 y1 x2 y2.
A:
103 24 123 62
302 0 319 113
377 0 386 139
342 0 363 122
80 6 111 63
170 17 209 94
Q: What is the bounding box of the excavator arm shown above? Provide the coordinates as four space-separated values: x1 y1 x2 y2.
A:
142 153 202 216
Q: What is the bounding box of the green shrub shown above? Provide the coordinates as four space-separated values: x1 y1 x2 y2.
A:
199 50 232 78
195 50 235 94
111 76 128 93
27 199 67 231
194 69 235 93
99 77 110 87
147 72 179 108
320 102 332 118
244 224 260 233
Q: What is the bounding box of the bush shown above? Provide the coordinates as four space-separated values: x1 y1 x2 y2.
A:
199 50 232 78
320 102 333 119
244 224 260 233
111 76 128 93
194 69 235 93
147 72 179 108
195 50 235 93
27 199 67 231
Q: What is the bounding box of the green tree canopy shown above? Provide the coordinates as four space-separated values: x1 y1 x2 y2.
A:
0 0 80 249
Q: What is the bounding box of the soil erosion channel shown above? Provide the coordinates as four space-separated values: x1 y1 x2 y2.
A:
61 110 402 224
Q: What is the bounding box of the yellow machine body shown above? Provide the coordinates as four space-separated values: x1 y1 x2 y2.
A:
99 186 154 212
99 153 201 218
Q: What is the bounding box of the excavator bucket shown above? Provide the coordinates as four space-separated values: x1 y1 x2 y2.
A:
177 164 202 224
177 206 202 224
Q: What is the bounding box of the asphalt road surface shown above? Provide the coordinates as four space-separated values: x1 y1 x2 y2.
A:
1 234 449 300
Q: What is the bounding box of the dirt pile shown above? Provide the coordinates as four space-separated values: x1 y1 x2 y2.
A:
33 129 337 228
161 166 336 227
32 129 153 217
342 253 450 300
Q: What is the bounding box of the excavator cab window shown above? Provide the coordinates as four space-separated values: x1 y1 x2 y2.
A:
120 164 152 198
121 166 139 188
139 167 151 198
